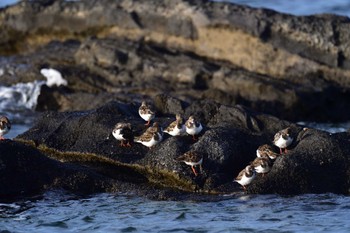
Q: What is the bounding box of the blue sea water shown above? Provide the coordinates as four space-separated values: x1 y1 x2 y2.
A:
2 1 350 17
1 191 350 233
0 0 17 8
1 1 350 232
217 0 350 17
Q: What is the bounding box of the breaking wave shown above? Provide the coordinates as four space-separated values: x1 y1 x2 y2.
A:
0 80 45 125
0 66 67 125
0 80 45 112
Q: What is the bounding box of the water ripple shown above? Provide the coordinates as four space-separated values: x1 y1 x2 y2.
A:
1 191 350 232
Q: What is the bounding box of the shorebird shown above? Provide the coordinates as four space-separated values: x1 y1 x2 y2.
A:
234 165 256 191
251 157 272 177
0 116 11 140
176 151 203 176
273 127 293 154
112 122 133 147
163 114 185 136
138 101 155 126
256 144 279 160
134 122 163 148
144 122 162 134
185 115 203 140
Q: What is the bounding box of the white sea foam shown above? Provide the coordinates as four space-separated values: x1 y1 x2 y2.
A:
40 68 68 87
297 121 350 134
0 68 68 126
0 80 45 111
0 79 45 129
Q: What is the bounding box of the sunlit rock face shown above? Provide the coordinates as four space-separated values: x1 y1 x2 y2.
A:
1 0 350 121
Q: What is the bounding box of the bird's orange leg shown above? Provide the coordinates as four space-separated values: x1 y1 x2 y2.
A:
191 166 198 176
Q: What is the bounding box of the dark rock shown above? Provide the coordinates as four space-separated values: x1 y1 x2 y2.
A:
2 134 217 202
249 129 350 194
1 0 350 121
0 140 116 200
1 0 350 199
153 94 187 116
16 100 350 197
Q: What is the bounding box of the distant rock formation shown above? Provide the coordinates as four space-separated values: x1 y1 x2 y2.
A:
1 0 350 121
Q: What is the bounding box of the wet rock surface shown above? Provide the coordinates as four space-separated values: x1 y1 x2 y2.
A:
0 140 116 200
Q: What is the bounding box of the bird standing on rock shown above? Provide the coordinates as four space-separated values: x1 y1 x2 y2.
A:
163 114 185 136
112 122 133 147
234 165 256 191
256 144 279 160
176 151 203 176
251 157 272 177
134 122 163 149
185 115 203 140
0 116 11 140
138 101 155 126
273 127 293 154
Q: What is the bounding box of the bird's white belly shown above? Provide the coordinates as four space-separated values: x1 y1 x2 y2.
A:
236 173 255 186
274 136 292 148
0 127 9 136
166 125 185 136
184 158 203 166
186 124 202 135
112 129 124 141
139 113 154 121
256 149 261 157
255 165 270 174
136 133 162 147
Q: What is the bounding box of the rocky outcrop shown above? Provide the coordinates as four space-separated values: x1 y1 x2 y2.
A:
1 0 350 121
15 99 350 197
1 135 216 202
1 0 350 200
250 129 350 195
0 140 116 200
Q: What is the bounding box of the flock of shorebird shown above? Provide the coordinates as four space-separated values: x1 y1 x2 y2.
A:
234 127 293 190
0 100 293 192
112 101 205 176
112 101 294 190
112 101 204 147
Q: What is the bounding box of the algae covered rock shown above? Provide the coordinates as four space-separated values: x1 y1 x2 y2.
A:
16 99 350 196
0 140 117 200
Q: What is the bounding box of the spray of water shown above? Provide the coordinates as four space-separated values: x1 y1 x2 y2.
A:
0 68 67 125
0 80 45 111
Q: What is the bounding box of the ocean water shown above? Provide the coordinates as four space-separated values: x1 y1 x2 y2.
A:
1 191 350 232
1 1 350 233
217 0 350 17
0 0 17 8
2 0 350 17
